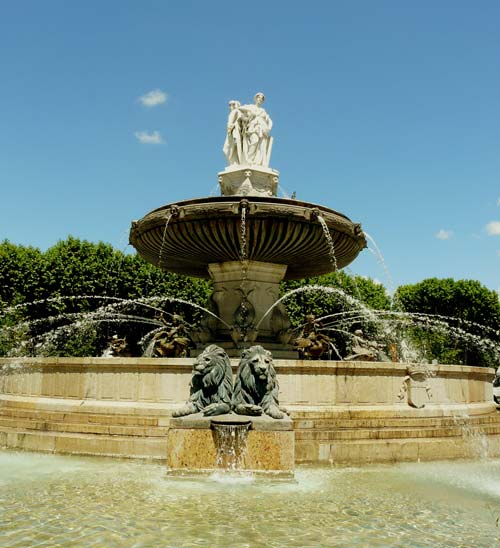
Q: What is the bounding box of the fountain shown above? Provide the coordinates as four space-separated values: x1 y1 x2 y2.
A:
128 92 367 475
129 92 366 355
1 92 500 474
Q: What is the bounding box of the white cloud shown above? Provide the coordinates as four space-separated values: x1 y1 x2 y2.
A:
138 89 167 107
497 197 500 206
496 250 500 257
486 221 500 236
435 229 453 240
134 130 165 145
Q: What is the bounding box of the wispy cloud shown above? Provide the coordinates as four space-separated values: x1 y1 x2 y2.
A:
435 229 453 240
497 197 500 206
138 89 167 107
486 221 500 236
496 250 500 257
134 130 165 145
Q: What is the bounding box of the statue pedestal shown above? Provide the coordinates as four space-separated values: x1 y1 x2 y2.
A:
166 413 294 478
207 260 292 345
218 165 279 197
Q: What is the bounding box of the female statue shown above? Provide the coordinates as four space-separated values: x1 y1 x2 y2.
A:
222 100 243 165
239 92 273 167
222 92 273 168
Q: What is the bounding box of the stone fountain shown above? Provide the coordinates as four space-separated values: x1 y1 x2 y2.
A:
1 92 499 472
129 92 366 356
129 91 368 476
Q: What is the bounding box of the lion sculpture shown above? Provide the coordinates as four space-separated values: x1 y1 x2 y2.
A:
172 344 233 418
232 345 286 419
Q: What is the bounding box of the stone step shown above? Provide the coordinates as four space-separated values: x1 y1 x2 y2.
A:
289 406 498 420
293 414 500 430
3 406 499 432
0 406 163 427
295 435 500 464
0 427 168 460
0 416 169 437
295 423 500 441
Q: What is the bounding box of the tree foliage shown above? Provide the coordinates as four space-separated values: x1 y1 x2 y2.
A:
0 237 210 356
395 278 500 366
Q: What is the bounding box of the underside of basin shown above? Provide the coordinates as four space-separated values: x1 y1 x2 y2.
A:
129 196 366 280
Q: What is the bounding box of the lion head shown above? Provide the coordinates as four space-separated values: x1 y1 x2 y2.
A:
232 345 285 419
172 344 233 417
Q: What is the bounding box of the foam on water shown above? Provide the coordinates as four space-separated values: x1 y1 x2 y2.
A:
209 471 256 485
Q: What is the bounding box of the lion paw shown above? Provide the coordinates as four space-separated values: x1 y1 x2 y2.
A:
202 403 230 416
235 404 263 416
172 404 197 418
266 406 285 420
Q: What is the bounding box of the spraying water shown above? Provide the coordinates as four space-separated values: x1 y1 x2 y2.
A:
316 215 338 272
364 231 396 296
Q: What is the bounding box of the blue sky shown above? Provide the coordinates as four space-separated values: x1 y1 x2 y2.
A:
1 1 499 293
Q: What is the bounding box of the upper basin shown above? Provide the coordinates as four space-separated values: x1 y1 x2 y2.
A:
129 196 366 280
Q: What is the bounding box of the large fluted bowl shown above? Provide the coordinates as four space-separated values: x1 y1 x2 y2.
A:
129 196 366 280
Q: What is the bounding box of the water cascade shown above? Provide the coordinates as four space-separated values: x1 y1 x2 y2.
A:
239 199 248 261
316 213 339 272
211 419 251 471
157 210 173 269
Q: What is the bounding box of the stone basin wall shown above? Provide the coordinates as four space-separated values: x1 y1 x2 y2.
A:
0 357 499 464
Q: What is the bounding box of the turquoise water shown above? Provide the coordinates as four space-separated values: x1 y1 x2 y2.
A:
1 451 499 547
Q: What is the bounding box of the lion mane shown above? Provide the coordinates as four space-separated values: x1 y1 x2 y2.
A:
232 345 285 419
173 344 233 417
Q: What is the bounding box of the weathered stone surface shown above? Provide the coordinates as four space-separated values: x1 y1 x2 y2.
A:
1 357 499 464
208 260 287 341
166 426 294 475
170 412 292 432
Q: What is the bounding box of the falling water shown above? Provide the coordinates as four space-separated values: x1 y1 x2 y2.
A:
316 215 338 272
157 212 173 269
211 422 251 470
451 411 490 459
240 204 247 261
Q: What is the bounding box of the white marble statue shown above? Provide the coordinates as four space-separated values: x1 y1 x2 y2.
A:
222 100 243 165
223 92 273 168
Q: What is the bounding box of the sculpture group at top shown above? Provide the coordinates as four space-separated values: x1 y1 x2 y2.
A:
223 92 273 168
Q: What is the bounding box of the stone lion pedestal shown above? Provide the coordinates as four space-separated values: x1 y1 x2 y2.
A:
166 413 294 478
